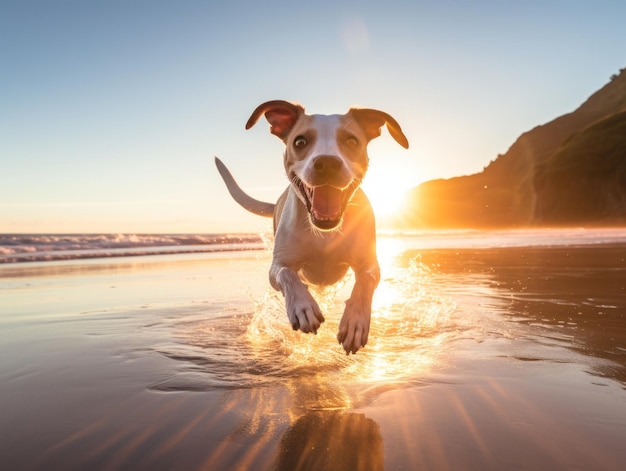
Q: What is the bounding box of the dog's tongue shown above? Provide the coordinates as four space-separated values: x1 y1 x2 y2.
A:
311 186 343 220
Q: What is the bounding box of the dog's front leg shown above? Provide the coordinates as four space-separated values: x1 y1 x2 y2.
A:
270 264 325 334
337 263 380 354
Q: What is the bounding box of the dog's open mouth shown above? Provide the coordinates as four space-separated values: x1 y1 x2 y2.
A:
293 176 359 230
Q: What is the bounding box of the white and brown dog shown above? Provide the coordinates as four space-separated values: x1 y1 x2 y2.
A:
215 100 409 354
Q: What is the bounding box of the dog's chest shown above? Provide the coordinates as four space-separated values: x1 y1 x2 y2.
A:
300 256 350 286
298 232 351 282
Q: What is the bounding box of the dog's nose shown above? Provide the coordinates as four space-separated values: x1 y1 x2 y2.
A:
312 156 342 176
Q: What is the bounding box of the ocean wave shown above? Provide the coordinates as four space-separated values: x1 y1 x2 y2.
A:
0 233 265 264
2 228 625 264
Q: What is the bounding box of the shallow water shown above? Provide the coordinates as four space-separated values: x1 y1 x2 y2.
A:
1 230 626 470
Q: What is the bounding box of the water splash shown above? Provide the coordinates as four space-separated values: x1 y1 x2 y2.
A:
148 233 458 409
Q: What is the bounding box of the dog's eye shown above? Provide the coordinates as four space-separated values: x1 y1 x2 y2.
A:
294 136 307 148
346 137 359 148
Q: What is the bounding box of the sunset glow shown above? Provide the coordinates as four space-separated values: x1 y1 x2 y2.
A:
362 159 414 222
362 176 409 219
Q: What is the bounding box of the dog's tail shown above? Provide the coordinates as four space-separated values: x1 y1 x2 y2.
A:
214 157 275 217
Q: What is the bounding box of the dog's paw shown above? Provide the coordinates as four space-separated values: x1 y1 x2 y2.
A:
337 302 371 354
286 290 325 334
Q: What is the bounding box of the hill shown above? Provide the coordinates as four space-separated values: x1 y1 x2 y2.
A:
402 68 626 228
533 110 626 224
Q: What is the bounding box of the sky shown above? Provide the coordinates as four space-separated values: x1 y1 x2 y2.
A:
1 0 625 234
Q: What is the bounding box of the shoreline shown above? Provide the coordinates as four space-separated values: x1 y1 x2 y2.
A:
0 243 266 265
2 226 625 266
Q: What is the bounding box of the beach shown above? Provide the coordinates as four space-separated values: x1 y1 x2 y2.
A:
1 229 625 470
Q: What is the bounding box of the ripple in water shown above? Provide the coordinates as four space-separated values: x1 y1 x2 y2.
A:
150 257 457 397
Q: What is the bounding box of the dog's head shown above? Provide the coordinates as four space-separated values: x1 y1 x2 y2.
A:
246 100 409 231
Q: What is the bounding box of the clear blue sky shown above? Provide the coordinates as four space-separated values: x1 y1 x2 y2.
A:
2 0 625 233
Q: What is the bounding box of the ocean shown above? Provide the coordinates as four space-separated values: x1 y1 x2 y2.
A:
2 227 626 264
0 233 265 263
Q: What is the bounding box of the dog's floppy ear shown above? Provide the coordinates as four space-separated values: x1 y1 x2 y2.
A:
350 108 409 149
246 100 304 140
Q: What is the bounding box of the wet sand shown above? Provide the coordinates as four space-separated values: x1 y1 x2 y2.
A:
1 237 625 470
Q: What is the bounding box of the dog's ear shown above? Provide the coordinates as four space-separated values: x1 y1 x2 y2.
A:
349 108 409 149
246 100 304 140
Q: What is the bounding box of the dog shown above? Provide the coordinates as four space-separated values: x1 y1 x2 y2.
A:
215 100 409 354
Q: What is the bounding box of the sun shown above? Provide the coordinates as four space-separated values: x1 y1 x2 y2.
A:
361 164 412 220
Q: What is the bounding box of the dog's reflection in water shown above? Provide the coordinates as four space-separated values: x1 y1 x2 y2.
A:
276 411 383 471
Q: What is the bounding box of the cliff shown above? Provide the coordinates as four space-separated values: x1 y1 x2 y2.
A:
533 110 626 224
403 68 626 228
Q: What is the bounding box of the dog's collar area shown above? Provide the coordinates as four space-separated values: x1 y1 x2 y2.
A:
291 174 359 231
